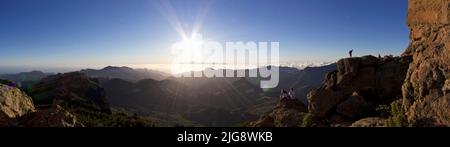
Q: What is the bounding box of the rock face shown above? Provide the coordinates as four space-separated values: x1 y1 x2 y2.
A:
28 72 111 113
336 92 371 119
0 83 36 125
17 105 78 127
307 55 412 119
401 0 450 126
252 99 307 127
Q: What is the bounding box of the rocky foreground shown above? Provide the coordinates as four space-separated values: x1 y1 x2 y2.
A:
1 72 156 127
0 81 77 127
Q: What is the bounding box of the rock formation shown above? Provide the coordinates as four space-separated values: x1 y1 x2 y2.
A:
401 0 450 126
307 55 411 120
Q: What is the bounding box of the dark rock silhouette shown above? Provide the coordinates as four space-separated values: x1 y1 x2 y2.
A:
307 55 412 119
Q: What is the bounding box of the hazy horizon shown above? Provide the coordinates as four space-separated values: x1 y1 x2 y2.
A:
0 60 338 75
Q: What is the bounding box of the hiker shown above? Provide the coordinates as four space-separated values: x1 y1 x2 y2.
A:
280 89 288 100
288 88 296 100
349 49 353 57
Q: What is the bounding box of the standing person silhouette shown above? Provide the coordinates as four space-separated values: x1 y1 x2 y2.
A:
280 89 288 100
288 88 296 100
349 49 353 57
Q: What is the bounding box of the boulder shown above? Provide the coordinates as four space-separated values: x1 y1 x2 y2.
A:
0 83 36 125
307 88 345 117
336 92 371 119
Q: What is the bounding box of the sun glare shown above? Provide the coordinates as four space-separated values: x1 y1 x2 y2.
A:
181 33 203 47
171 33 205 75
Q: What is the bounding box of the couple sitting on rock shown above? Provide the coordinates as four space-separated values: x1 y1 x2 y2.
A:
280 88 296 101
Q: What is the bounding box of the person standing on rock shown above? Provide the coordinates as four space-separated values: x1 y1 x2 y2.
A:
349 49 353 57
280 89 288 100
288 88 296 100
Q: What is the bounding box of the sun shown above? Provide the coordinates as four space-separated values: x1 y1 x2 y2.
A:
180 33 204 48
170 33 205 75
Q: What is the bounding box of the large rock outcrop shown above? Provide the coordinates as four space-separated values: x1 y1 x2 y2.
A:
307 55 412 119
401 0 450 126
0 83 36 125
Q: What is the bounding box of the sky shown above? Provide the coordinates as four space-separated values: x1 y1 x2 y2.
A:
0 0 409 73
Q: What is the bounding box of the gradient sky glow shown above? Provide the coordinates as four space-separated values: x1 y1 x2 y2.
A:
0 0 409 73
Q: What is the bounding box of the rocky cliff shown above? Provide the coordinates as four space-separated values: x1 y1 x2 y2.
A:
401 0 450 126
252 51 412 127
307 56 412 120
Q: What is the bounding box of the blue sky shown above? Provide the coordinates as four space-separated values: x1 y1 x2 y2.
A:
0 0 409 73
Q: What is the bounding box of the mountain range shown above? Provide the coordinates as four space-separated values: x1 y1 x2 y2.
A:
80 66 170 82
0 64 335 127
98 65 335 126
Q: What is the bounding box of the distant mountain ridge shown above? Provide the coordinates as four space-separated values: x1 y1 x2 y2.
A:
0 71 51 86
80 66 170 82
99 64 336 126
